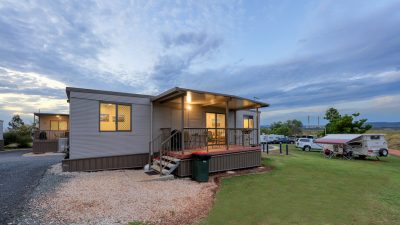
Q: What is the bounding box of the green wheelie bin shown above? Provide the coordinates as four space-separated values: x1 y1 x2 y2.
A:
192 152 211 182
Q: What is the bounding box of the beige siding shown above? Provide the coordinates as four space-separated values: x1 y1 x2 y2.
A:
38 115 69 130
69 91 151 159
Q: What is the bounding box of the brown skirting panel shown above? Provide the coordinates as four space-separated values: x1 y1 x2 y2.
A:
62 153 149 172
175 149 261 177
33 140 58 154
0 140 4 151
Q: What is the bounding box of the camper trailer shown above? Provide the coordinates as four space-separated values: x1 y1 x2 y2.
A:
315 134 389 159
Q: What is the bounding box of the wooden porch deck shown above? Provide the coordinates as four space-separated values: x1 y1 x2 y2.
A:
167 144 260 159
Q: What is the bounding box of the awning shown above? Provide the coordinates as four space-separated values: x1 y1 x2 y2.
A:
314 134 362 145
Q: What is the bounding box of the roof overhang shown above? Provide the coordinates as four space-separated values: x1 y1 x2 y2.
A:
34 113 69 117
151 87 269 110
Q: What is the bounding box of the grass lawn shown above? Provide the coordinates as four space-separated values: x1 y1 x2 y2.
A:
200 145 400 225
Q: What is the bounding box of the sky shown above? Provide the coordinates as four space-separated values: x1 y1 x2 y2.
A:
0 0 400 127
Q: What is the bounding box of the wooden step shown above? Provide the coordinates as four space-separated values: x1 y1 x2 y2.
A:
162 156 180 163
151 164 169 175
153 159 175 169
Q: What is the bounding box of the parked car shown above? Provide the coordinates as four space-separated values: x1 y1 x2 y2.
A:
295 138 323 151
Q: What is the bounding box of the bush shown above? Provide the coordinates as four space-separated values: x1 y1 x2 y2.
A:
16 135 32 148
4 131 18 146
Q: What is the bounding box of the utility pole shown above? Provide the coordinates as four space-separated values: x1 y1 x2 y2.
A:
307 115 310 129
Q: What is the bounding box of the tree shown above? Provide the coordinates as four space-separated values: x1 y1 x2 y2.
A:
8 115 25 130
324 108 372 134
324 107 340 121
269 119 303 136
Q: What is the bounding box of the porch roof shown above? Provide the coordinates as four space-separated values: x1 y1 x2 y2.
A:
152 87 269 110
34 113 69 117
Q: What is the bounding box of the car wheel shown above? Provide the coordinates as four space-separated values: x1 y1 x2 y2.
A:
304 146 311 151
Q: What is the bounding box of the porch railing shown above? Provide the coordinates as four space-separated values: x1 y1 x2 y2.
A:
148 127 259 164
33 130 69 141
183 128 259 150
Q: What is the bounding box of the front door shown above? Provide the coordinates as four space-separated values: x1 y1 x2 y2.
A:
206 112 226 145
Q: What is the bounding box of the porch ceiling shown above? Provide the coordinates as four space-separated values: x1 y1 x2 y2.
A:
152 87 269 110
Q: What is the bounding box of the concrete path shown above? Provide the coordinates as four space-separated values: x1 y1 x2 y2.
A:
0 150 63 224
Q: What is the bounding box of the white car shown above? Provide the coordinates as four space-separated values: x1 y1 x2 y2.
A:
296 138 323 151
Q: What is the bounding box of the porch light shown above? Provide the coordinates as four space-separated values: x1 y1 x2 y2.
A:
186 105 192 110
186 92 192 103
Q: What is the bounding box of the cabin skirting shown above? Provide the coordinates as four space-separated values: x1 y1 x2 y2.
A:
62 153 149 172
175 149 261 177
33 140 58 154
0 140 4 151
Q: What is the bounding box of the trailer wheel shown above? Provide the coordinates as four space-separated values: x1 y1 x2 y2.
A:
303 146 311 151
379 148 388 157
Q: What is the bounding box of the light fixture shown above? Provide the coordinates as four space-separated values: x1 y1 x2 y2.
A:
186 92 192 103
186 105 192 110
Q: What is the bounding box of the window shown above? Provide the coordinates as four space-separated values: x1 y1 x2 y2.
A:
100 102 131 132
206 112 226 144
243 115 254 128
50 120 68 131
300 139 309 142
370 135 380 140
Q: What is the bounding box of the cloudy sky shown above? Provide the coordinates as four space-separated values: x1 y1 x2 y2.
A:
0 0 399 126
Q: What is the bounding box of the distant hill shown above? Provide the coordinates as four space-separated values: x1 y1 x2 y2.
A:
367 122 400 129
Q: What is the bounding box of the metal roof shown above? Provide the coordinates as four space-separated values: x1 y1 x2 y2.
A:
314 134 362 144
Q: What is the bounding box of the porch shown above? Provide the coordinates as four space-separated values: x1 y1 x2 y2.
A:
33 113 69 154
149 87 269 176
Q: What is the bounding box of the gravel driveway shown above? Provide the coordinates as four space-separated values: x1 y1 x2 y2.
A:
0 150 63 224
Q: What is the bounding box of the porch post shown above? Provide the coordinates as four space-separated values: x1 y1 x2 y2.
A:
233 110 237 145
225 100 229 150
256 107 259 145
181 95 185 154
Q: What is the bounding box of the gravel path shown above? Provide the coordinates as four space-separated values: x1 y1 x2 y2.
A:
17 165 218 225
389 149 400 157
0 150 64 224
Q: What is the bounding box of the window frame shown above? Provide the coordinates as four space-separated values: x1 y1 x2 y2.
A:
99 101 132 132
50 120 68 131
243 115 254 129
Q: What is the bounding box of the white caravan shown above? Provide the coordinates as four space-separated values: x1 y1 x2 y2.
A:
260 134 285 143
315 134 389 159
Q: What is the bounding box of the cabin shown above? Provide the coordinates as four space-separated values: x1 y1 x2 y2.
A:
32 113 69 154
61 87 269 177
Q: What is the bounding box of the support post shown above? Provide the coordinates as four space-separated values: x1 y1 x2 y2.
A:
233 110 237 145
286 144 289 155
279 143 282 154
225 100 229 150
266 143 269 154
256 107 259 145
181 95 185 154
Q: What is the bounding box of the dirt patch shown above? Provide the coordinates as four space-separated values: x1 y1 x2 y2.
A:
389 149 400 157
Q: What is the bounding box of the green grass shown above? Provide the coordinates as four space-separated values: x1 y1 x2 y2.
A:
199 145 400 225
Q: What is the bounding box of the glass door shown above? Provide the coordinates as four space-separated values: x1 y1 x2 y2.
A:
206 112 226 145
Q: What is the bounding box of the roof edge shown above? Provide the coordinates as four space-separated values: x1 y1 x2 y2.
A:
66 87 154 100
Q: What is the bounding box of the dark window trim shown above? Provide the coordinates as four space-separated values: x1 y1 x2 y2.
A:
99 101 132 132
243 115 254 128
205 112 226 129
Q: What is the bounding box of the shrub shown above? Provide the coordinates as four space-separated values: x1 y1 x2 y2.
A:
3 131 18 146
16 135 32 148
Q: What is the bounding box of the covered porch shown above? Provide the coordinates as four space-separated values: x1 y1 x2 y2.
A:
149 87 268 176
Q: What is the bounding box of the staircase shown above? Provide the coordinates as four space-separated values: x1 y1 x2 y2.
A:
151 156 180 175
146 130 182 176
